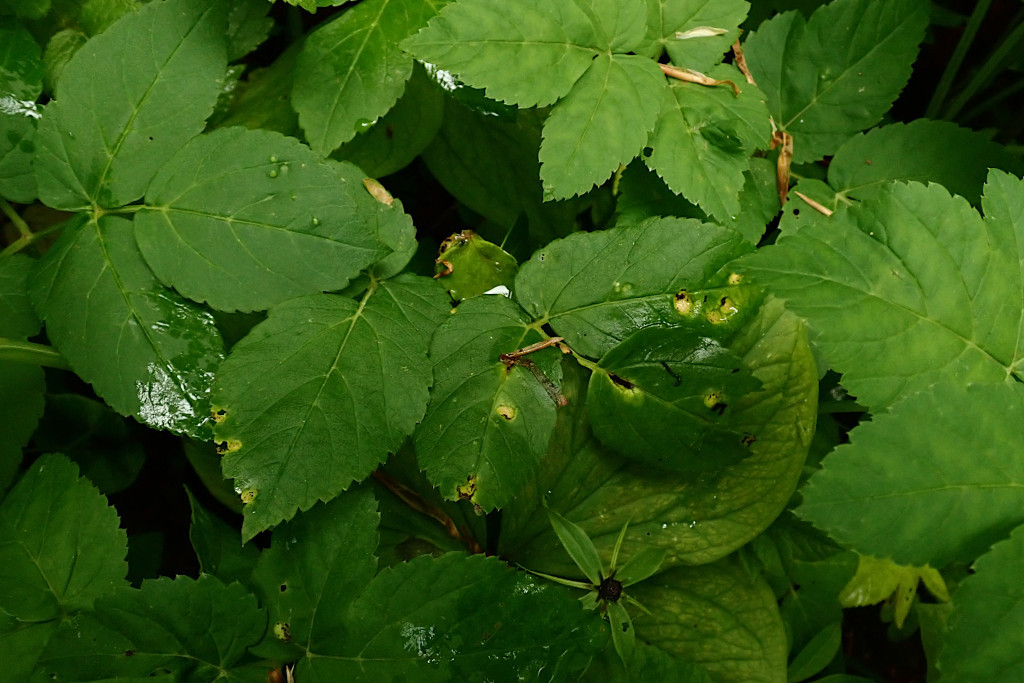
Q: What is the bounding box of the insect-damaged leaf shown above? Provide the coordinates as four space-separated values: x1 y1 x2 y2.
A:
414 295 563 511
30 215 225 437
135 127 389 313
637 0 749 72
34 0 227 210
213 275 448 541
588 325 761 472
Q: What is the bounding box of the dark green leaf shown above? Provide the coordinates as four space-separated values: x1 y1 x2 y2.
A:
639 0 749 71
38 575 265 681
413 295 562 510
34 0 228 209
78 0 142 36
225 0 272 61
0 454 127 621
293 0 447 154
0 253 40 337
548 508 604 584
939 524 1024 681
742 0 928 163
515 217 755 359
0 0 50 20
187 490 259 592
31 215 225 437
787 621 841 682
41 28 87 93
0 363 43 492
135 127 387 312
0 21 43 99
433 230 517 301
0 616 58 683
214 276 448 540
800 382 1024 567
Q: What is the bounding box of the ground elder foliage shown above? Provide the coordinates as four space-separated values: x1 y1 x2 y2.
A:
1 0 1023 679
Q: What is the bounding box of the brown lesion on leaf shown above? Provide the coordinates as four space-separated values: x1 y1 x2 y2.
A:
609 372 636 391
216 438 242 454
456 476 477 502
362 177 394 206
732 37 757 85
433 230 474 279
660 63 741 95
673 289 695 316
741 433 757 447
770 128 794 205
211 407 227 424
372 470 484 554
496 404 516 420
499 337 569 407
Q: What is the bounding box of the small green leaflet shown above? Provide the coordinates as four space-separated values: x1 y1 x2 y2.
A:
293 0 448 154
800 382 1024 568
588 325 761 472
515 217 754 359
742 0 928 163
30 215 225 437
638 0 749 72
414 295 563 510
213 275 448 541
0 22 43 203
36 575 265 681
939 525 1024 681
135 127 388 312
740 171 1024 409
34 0 228 210
644 64 771 222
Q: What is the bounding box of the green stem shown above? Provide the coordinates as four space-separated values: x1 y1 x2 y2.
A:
944 16 1024 119
925 0 992 118
1 198 33 238
0 337 72 370
0 220 68 256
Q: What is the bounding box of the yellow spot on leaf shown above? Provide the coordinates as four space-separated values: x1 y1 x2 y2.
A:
496 405 516 420
240 489 257 504
273 621 292 642
457 476 477 501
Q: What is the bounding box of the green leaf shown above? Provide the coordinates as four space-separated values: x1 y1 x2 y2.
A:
540 53 663 200
434 230 518 301
30 215 225 437
0 363 43 492
214 275 448 541
837 555 946 629
588 325 762 471
135 127 387 312
293 0 447 154
413 295 562 510
301 552 604 681
742 0 928 163
588 642 715 682
515 216 755 359
629 557 788 683
0 454 127 621
787 621 841 682
78 0 142 36
403 0 602 108
42 28 88 93
616 546 666 586
332 62 444 178
939 524 1024 682
0 22 43 203
548 508 604 584
34 0 228 210
0 253 41 337
0 616 58 682
0 21 43 100
225 0 272 61
828 119 1018 205
740 172 1024 409
639 0 749 71
252 489 379 654
187 490 259 592
607 599 636 664
645 64 771 222
37 575 265 681
800 382 1024 567
501 298 817 571
0 0 50 20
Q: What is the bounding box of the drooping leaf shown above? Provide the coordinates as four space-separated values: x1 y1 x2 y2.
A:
214 275 448 541
403 0 603 108
939 524 1024 682
30 215 225 437
800 382 1024 567
588 325 761 471
638 0 749 71
515 216 755 359
135 127 388 312
828 119 1018 204
414 295 563 510
645 64 771 221
301 552 604 681
501 298 817 572
742 0 928 163
629 557 788 683
740 172 1024 409
0 454 127 621
37 575 265 681
0 22 43 203
293 0 448 154
539 53 664 200
34 0 228 209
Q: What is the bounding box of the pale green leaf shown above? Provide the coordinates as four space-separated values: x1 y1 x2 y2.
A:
34 0 228 209
742 0 928 163
629 557 788 683
540 53 664 200
135 127 387 312
800 382 1024 567
787 621 841 682
0 454 127 621
403 0 602 107
413 295 563 510
214 276 448 541
548 508 604 584
828 119 1018 204
30 215 225 437
515 216 755 359
645 64 771 221
433 230 517 301
639 0 749 71
37 575 265 681
293 0 447 154
740 172 1024 409
939 524 1024 682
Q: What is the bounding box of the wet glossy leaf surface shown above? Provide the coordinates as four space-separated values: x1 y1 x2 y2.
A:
0 22 43 202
